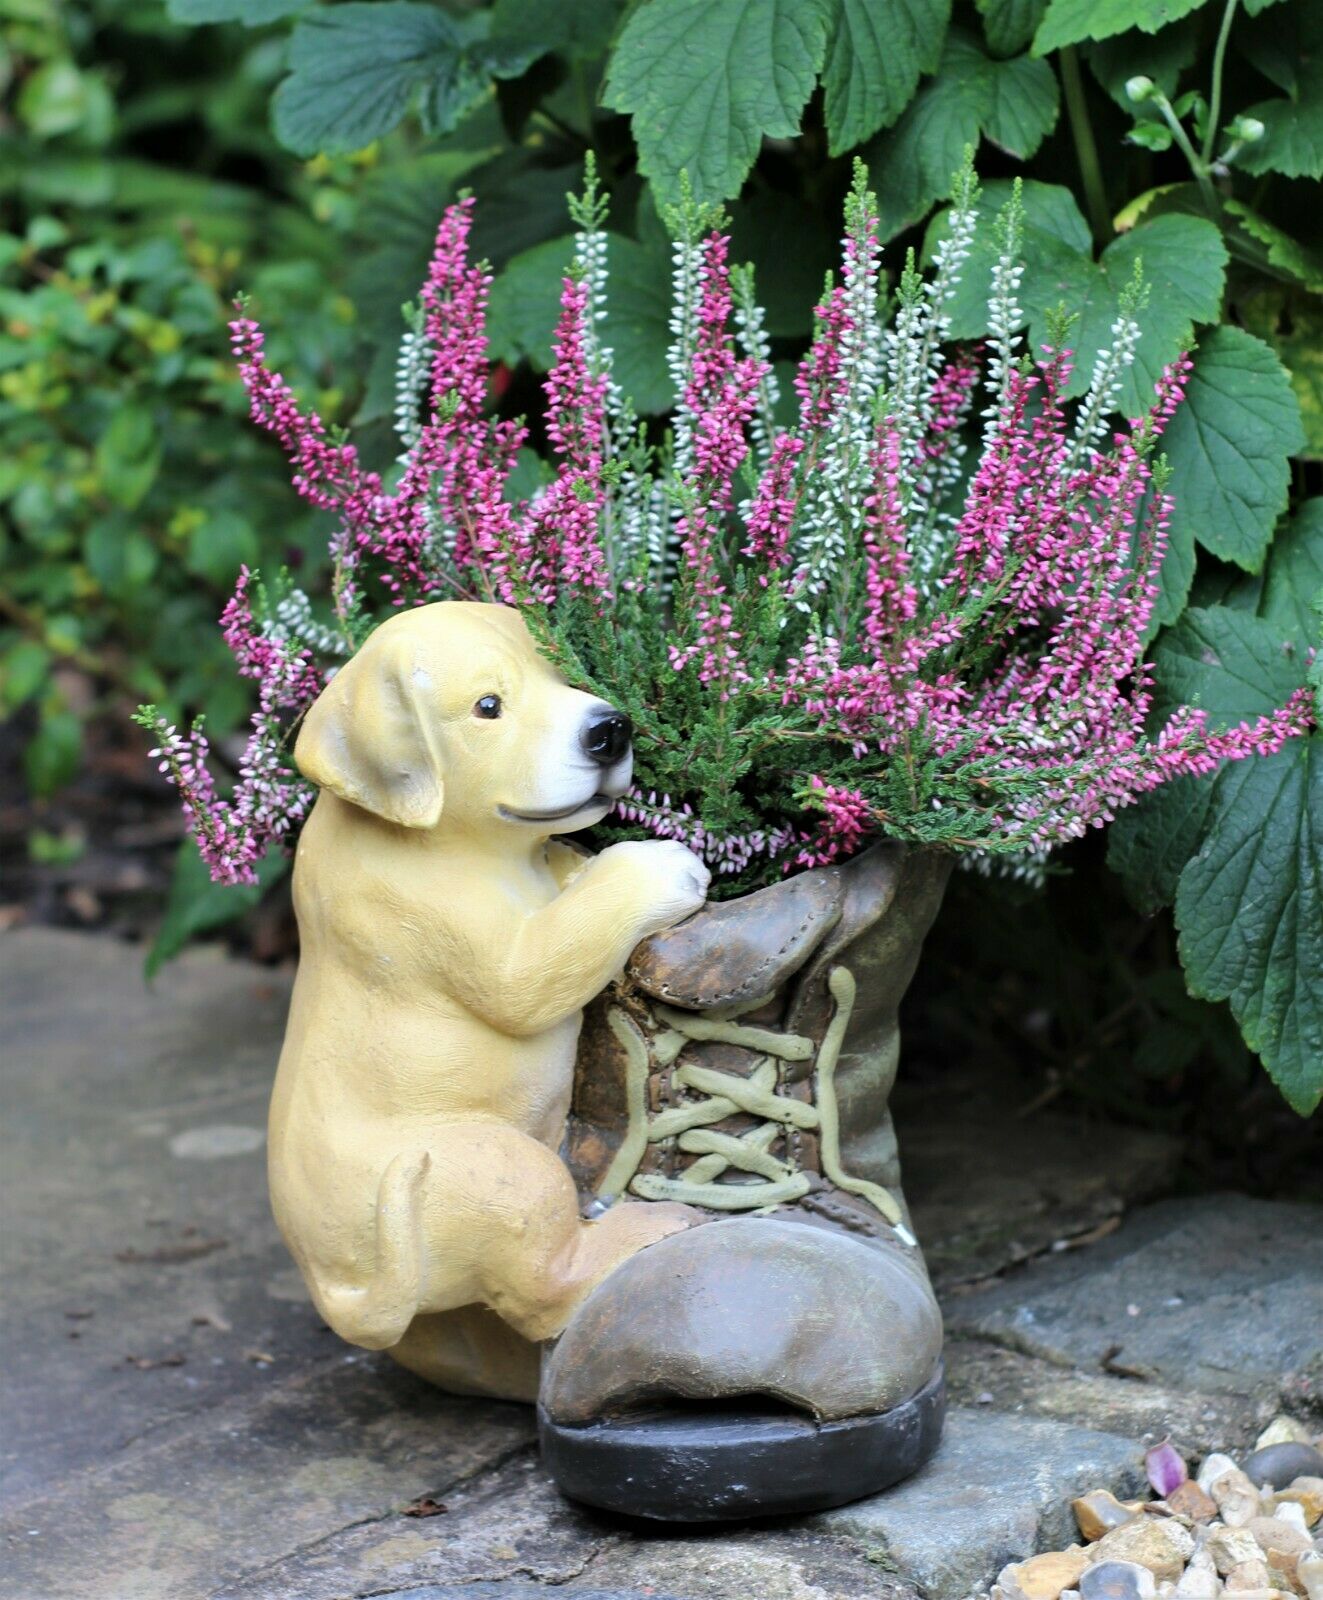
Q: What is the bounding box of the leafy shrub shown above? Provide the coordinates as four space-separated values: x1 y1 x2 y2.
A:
7 0 1322 1113
0 0 355 798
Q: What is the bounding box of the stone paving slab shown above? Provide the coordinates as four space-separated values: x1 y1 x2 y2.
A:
1 928 303 1501
3 928 1317 1600
944 1193 1323 1400
3 1359 532 1600
813 1409 1145 1599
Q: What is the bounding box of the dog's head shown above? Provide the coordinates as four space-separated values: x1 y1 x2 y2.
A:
295 602 633 835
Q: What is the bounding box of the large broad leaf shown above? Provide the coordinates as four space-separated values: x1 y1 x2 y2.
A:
822 0 951 154
487 233 674 412
1234 86 1323 180
1259 499 1323 647
977 0 1047 56
1174 740 1322 1115
1032 0 1207 55
728 188 837 335
1071 213 1227 413
1222 201 1323 296
864 29 1059 238
1085 16 1201 105
1239 284 1323 460
146 843 289 979
1161 326 1304 573
1110 607 1323 1114
927 182 1225 415
272 4 537 157
490 0 624 59
603 0 833 204
167 0 305 21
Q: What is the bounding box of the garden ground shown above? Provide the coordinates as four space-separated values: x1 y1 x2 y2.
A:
2 927 1320 1600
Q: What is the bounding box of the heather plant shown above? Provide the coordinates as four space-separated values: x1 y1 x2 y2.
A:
137 163 1313 906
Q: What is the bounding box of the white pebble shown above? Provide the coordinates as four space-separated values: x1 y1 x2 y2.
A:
1197 1452 1240 1492
1272 1498 1309 1535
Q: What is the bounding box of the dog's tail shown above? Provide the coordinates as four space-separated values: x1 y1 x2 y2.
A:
306 1150 430 1350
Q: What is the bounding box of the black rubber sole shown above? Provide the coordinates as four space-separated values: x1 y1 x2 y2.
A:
538 1362 946 1522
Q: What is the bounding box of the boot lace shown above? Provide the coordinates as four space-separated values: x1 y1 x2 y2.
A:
595 965 915 1246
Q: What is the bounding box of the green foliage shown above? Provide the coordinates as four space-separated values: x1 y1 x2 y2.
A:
1033 0 1208 56
273 3 538 157
929 182 1227 411
12 0 1323 1111
603 0 835 203
866 29 1059 236
1112 604 1323 1113
822 0 951 154
1 0 355 844
1160 327 1303 573
146 841 290 978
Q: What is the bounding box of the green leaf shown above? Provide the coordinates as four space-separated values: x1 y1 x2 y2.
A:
95 405 162 511
486 235 574 370
1152 605 1304 722
864 30 1059 238
603 0 833 204
184 509 261 589
491 0 624 59
924 179 1092 335
822 0 951 154
1085 15 1201 105
1108 771 1217 912
1234 86 1323 180
1176 739 1322 1114
1113 607 1322 1113
487 232 674 413
1259 499 1323 648
85 516 159 599
1146 488 1197 635
1032 0 1207 56
167 0 307 24
272 3 534 157
1161 327 1304 572
1221 200 1323 295
1078 213 1227 414
0 639 51 713
926 186 1224 414
1238 285 1323 459
977 0 1047 56
146 841 289 979
24 706 81 797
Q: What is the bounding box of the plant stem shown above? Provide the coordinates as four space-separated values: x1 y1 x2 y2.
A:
1060 47 1110 243
1155 95 1218 211
1204 0 1240 165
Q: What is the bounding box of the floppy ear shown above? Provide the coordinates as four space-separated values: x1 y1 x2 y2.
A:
295 631 444 828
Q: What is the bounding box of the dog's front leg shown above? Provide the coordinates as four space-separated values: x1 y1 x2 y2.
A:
453 840 710 1038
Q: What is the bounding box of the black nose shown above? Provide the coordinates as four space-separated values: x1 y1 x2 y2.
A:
582 711 632 768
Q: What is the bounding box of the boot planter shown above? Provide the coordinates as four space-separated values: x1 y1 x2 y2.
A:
542 841 952 1521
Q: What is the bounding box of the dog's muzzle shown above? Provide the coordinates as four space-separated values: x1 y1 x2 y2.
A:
582 712 632 769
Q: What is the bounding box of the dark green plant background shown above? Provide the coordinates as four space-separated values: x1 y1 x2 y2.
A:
2 0 1320 1123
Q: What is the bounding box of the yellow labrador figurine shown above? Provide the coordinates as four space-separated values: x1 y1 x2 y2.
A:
269 602 709 1394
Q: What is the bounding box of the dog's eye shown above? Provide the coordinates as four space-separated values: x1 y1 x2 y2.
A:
473 694 503 720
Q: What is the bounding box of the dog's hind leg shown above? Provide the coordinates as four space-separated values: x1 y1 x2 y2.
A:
305 1151 431 1350
413 1125 700 1343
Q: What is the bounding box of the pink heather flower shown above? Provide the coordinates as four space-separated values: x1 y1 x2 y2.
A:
744 434 805 571
162 183 1311 890
796 778 874 868
527 274 613 607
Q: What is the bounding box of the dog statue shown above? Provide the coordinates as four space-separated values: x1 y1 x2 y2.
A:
269 602 709 1395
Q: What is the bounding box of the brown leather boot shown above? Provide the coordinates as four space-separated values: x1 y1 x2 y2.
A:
540 842 950 1520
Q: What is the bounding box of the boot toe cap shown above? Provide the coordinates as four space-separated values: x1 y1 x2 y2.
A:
540 1215 943 1425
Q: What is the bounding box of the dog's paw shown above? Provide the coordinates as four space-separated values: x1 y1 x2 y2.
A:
603 839 711 930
